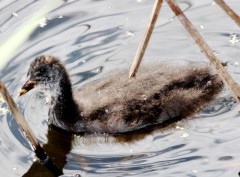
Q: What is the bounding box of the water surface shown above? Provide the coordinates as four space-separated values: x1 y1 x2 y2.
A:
0 0 240 176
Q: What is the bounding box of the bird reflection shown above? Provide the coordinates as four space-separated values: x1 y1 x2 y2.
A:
23 124 74 177
22 119 180 176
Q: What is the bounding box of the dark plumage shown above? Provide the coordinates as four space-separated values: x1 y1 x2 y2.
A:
20 56 223 134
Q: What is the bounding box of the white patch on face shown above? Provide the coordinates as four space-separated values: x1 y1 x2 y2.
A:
37 74 63 106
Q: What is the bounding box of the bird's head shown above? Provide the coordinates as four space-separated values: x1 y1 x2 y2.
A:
19 55 66 96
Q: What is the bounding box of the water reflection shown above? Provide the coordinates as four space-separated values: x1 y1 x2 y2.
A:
23 125 73 177
21 125 186 176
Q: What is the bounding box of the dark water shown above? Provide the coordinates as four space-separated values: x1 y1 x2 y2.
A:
0 0 240 176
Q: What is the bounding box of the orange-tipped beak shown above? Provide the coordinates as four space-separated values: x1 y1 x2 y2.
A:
19 80 37 96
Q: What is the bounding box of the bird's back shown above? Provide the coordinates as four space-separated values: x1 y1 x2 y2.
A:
74 63 223 133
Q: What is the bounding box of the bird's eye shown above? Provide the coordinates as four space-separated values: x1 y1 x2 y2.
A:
34 71 42 77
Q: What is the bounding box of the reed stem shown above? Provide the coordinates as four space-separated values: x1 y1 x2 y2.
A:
166 0 240 102
0 81 38 147
214 0 240 27
129 0 163 78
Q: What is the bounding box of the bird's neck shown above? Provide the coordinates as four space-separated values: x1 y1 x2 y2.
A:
48 76 82 126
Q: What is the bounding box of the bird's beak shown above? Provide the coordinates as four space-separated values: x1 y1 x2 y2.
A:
19 79 37 96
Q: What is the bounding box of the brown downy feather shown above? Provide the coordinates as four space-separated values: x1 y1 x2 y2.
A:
74 63 223 133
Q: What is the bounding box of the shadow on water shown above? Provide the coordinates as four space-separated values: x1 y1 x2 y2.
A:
21 120 203 176
22 124 164 176
23 125 73 177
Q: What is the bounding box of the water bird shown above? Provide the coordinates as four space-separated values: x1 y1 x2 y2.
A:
20 56 223 134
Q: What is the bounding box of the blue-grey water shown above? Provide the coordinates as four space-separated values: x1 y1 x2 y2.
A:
0 0 240 176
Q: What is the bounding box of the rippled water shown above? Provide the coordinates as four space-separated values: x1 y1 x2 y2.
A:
0 0 240 176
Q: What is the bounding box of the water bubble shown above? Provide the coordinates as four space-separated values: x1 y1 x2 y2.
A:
96 68 101 73
192 169 198 173
233 61 239 67
75 174 81 177
176 126 184 130
181 132 189 138
58 15 64 18
12 167 17 171
213 51 219 56
169 18 174 22
200 24 205 29
229 33 239 45
126 31 135 37
38 17 48 28
12 12 19 17
136 0 145 3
